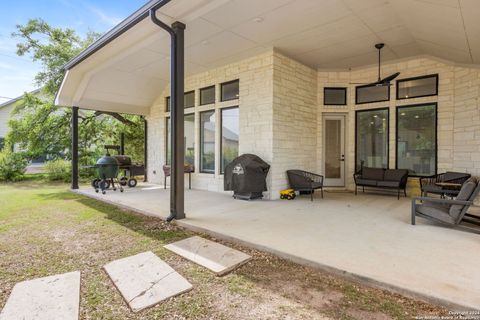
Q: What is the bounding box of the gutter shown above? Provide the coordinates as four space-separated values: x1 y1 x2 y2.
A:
63 0 171 70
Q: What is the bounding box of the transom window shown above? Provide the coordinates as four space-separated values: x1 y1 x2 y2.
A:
355 84 389 104
324 87 347 105
221 80 239 102
396 103 437 176
166 91 195 112
200 86 215 105
396 74 438 100
355 108 389 171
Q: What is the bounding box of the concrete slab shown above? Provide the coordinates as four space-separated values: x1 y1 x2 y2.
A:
77 185 480 309
164 236 252 276
0 271 80 320
104 251 192 312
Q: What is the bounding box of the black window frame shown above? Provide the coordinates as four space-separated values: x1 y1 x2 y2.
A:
354 107 390 173
199 85 215 106
396 74 438 100
165 117 170 164
323 87 347 105
184 90 195 109
220 106 239 174
355 84 390 105
395 102 438 177
220 79 239 102
165 96 170 112
199 109 216 174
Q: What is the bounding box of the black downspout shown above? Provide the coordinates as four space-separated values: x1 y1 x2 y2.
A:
120 132 125 155
71 106 79 190
143 117 148 182
150 9 186 221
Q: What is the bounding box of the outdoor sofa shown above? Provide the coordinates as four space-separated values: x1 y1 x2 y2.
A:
412 177 480 234
286 170 324 201
353 167 408 199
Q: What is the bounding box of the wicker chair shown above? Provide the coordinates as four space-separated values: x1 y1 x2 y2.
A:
286 170 324 201
412 177 480 233
420 172 471 198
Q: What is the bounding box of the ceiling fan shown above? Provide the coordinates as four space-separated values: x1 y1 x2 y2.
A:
350 43 400 87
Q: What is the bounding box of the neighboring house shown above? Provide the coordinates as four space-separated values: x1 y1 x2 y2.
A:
56 0 480 199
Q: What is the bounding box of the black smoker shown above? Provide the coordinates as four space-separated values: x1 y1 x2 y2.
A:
224 154 270 200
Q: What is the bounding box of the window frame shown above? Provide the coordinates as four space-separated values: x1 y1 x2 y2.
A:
184 90 195 109
199 85 215 106
165 117 170 164
220 106 239 174
323 87 347 105
395 102 438 177
355 84 390 105
354 107 390 172
396 74 438 100
220 79 239 102
165 96 170 112
199 109 216 174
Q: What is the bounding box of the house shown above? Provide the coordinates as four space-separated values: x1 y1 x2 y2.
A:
0 89 41 150
55 0 480 201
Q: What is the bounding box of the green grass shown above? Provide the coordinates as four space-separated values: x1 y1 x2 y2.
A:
0 181 447 319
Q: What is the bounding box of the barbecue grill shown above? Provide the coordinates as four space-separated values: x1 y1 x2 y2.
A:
94 155 123 194
224 154 270 200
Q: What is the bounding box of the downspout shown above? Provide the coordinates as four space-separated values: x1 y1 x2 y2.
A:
149 8 186 222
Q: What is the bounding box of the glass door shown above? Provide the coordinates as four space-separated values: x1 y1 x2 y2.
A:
323 115 345 187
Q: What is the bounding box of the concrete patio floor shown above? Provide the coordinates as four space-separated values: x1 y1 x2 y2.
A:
76 184 480 310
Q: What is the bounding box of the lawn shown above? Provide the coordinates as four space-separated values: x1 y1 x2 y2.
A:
0 181 447 319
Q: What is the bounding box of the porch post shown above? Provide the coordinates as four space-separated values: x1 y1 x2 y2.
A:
120 132 125 155
71 106 79 190
143 117 148 182
170 21 186 220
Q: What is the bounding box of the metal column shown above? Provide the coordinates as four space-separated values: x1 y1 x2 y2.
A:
71 106 79 190
143 117 148 182
120 132 125 155
150 10 186 220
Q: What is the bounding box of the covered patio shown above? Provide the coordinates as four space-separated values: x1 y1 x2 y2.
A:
77 185 480 310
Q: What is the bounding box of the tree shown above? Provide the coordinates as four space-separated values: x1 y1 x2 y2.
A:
6 19 144 165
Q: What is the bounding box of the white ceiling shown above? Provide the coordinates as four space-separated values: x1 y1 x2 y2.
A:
56 0 480 113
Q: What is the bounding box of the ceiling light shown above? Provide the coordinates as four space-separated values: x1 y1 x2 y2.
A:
401 112 406 116
373 115 378 118
253 17 264 23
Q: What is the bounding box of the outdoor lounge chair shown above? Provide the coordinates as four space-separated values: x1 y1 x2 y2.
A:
419 171 471 197
286 170 324 201
412 177 480 233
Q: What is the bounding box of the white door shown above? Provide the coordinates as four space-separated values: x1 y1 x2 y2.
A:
323 115 345 187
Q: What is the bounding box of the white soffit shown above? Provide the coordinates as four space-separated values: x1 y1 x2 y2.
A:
57 0 480 114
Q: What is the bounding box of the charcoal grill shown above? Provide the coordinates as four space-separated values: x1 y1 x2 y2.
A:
93 155 123 194
224 154 270 200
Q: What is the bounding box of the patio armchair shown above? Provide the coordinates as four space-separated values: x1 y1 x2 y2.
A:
412 177 480 233
286 170 324 201
163 164 194 190
419 171 471 198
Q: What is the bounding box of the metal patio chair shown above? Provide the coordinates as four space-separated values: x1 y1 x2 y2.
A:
419 171 471 198
286 170 324 201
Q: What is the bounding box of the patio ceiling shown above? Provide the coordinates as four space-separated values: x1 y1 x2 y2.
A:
56 0 480 114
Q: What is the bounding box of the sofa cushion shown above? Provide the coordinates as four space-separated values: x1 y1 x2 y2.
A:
384 169 408 182
417 202 456 224
377 181 400 188
356 179 377 186
449 178 478 221
362 167 384 181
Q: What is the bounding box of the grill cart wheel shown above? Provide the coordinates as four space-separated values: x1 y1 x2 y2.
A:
119 176 128 186
127 178 137 188
91 178 100 189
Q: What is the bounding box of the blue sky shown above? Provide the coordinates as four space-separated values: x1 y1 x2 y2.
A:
0 0 147 103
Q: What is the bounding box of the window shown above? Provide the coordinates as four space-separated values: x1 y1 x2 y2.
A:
324 87 347 105
200 86 215 105
396 104 437 176
221 107 239 173
165 114 195 168
396 74 438 100
166 92 194 111
355 84 389 104
355 108 389 171
221 80 239 101
0 137 4 150
200 110 215 173
184 91 195 108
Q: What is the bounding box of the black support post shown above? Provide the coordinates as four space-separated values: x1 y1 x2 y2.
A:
150 9 186 221
120 132 125 155
143 117 148 182
71 106 79 190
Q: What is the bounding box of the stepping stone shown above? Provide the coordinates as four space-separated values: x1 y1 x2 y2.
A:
104 251 192 312
164 236 252 276
0 271 80 320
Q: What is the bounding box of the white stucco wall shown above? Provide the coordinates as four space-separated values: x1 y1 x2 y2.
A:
0 103 15 139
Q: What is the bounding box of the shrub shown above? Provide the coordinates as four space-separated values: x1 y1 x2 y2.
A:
0 151 27 182
45 159 70 181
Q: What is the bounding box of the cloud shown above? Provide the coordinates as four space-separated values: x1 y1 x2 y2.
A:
89 6 122 27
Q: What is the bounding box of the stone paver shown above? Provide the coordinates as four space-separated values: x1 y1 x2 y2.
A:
103 251 192 312
0 271 80 320
164 236 252 276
